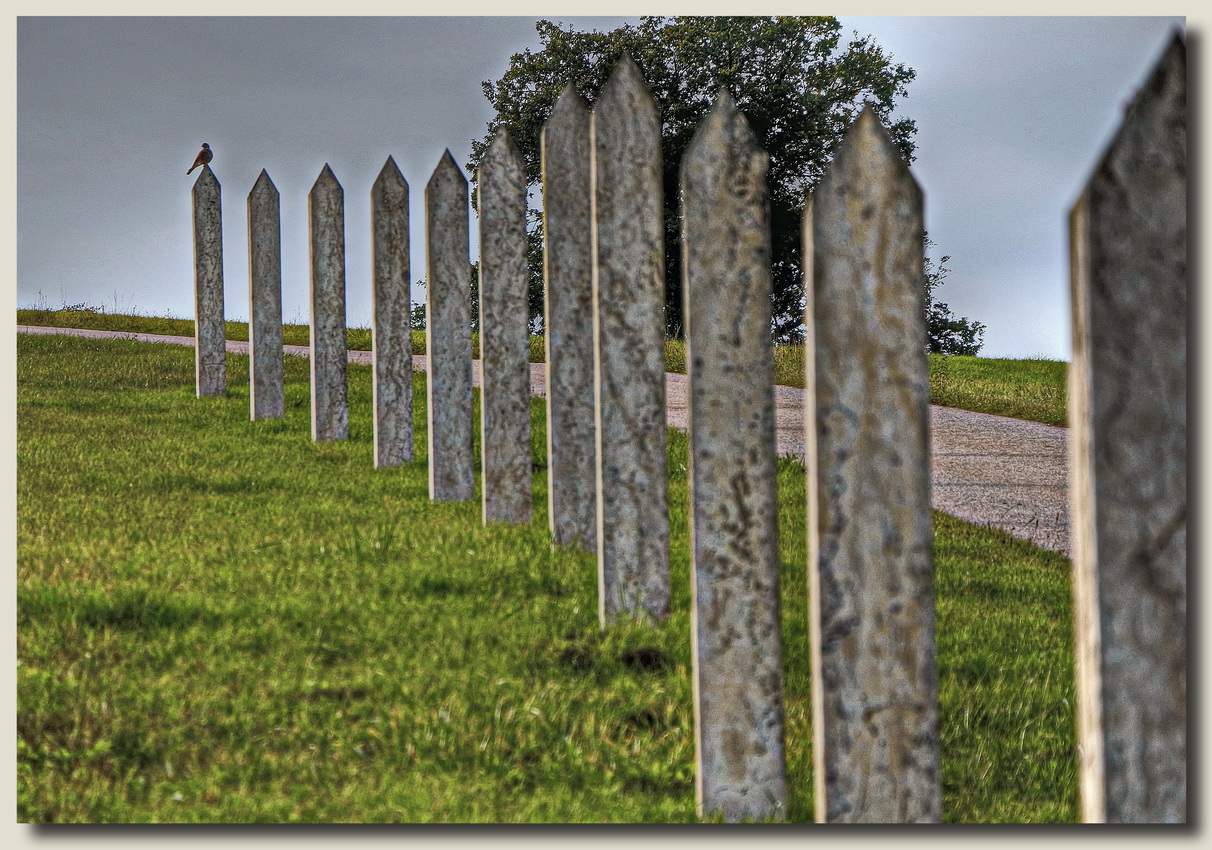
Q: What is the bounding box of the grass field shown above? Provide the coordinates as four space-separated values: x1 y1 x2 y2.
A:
17 307 1069 426
16 332 1078 823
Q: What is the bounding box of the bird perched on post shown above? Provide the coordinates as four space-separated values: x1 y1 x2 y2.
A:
187 143 213 175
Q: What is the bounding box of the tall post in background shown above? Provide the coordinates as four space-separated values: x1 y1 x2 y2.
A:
425 151 474 502
541 85 598 551
192 165 226 397
372 156 414 467
248 169 284 420
477 130 532 524
590 54 670 626
309 164 349 442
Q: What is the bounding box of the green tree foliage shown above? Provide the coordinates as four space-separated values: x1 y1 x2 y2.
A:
469 16 919 341
410 262 482 331
924 235 985 356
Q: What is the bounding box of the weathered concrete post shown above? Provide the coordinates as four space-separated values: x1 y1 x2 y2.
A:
425 151 474 502
371 156 414 467
309 164 349 442
804 106 939 823
541 85 597 551
1068 35 1186 824
682 91 786 823
590 54 670 625
248 169 284 420
477 130 532 525
192 165 226 397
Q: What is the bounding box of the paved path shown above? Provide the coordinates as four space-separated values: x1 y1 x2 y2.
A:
18 324 1070 556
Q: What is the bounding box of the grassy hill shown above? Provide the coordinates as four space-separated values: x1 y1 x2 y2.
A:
17 307 1069 426
16 331 1077 822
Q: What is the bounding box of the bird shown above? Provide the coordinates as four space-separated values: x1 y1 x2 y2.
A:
187 143 213 175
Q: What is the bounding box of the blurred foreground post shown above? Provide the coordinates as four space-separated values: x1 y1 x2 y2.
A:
1068 35 1186 824
682 90 786 823
805 106 939 823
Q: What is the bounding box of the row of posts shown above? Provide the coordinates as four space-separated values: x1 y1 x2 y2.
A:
191 39 1185 823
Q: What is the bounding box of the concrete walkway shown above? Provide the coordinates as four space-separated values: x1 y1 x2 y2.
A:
18 324 1071 556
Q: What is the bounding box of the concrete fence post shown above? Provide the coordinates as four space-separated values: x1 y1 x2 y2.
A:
541 85 598 551
590 53 670 625
1068 35 1186 824
682 90 787 823
192 165 226 397
248 169 284 420
477 130 532 525
805 106 939 823
425 151 475 502
309 164 349 442
372 156 414 467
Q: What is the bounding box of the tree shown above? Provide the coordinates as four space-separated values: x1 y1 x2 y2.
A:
924 235 985 356
469 16 919 342
410 261 484 331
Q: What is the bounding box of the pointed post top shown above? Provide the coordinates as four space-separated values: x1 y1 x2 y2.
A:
823 103 918 199
312 163 342 194
842 104 892 156
683 87 766 179
250 168 277 197
599 50 655 109
192 164 220 193
1124 29 1184 132
611 51 642 82
484 127 523 166
429 149 467 190
712 87 736 113
553 81 589 114
1080 31 1184 201
545 83 590 137
1136 30 1186 109
375 155 407 190
682 86 768 195
853 103 882 133
594 50 659 139
1167 28 1186 57
490 125 515 149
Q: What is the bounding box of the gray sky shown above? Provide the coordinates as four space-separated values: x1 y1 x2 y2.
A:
16 15 1184 359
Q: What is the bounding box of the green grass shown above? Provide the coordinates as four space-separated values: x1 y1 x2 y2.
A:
17 332 1077 823
17 306 379 354
928 354 1068 427
17 308 1068 426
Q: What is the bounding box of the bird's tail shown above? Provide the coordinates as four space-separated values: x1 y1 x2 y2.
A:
187 165 197 174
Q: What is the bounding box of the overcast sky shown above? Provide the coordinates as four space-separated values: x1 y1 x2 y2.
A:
16 14 1184 360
